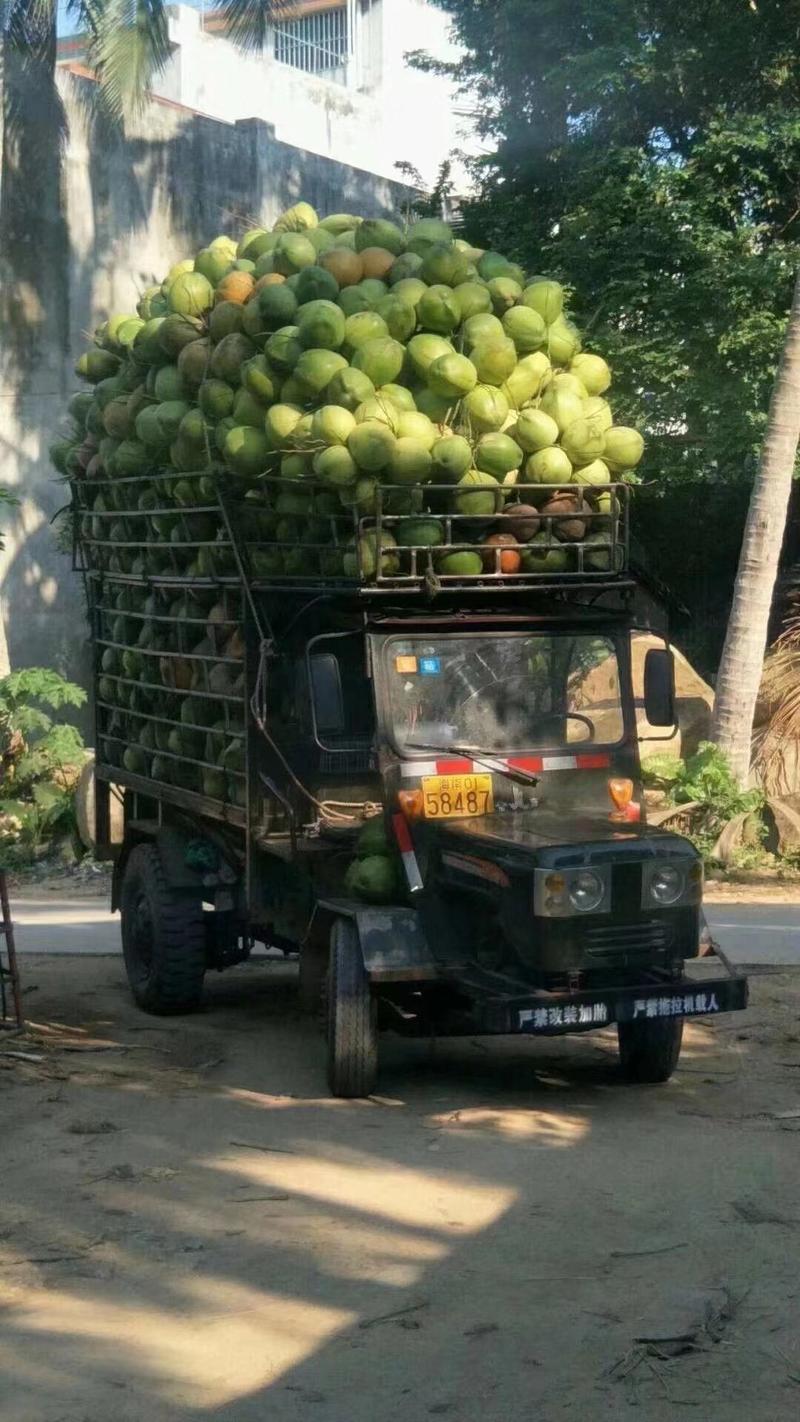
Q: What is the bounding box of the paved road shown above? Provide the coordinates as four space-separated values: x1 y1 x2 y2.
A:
7 895 800 965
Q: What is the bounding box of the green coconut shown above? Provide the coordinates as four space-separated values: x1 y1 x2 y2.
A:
519 533 570 572
420 242 470 287
560 418 607 468
273 233 317 276
224 425 270 479
395 411 436 449
297 299 346 350
264 403 303 448
395 517 444 547
294 348 348 397
525 446 574 484
313 444 358 486
295 264 340 304
460 384 509 434
388 253 425 286
502 306 546 355
380 383 416 412
194 246 234 286
417 285 460 335
311 405 357 446
391 277 428 308
570 353 611 396
325 366 375 410
406 333 454 378
539 384 584 433
355 219 405 256
431 434 473 481
356 397 401 432
583 396 614 433
388 437 433 485
452 281 492 323
427 352 478 399
273 201 318 233
168 272 214 317
474 432 524 479
547 316 582 366
344 310 390 351
513 407 560 454
209 301 244 342
438 550 484 576
572 458 611 488
454 470 502 517
265 326 302 372
348 421 396 471
521 280 564 324
375 295 416 343
469 337 517 386
209 333 256 385
406 217 454 255
352 336 405 387
603 426 644 471
258 283 298 329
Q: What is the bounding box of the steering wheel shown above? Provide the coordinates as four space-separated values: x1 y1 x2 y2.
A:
455 678 598 742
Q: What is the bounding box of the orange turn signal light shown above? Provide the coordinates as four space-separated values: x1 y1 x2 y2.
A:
608 777 635 822
398 789 424 820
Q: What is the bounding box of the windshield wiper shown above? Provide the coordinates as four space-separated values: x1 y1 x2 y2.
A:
405 742 540 789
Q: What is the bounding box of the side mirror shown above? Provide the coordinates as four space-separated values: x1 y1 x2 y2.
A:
309 652 345 735
643 647 675 727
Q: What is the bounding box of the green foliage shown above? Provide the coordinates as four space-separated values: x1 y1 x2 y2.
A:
427 2 800 488
643 742 764 818
0 668 86 859
642 742 765 861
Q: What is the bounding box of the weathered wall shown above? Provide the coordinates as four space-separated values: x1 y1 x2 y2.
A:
0 72 411 696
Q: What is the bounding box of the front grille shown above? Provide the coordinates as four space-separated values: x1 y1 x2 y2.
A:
585 920 673 959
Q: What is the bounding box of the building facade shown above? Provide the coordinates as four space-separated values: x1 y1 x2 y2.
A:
58 1 467 187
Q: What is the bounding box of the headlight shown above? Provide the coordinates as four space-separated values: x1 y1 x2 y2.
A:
534 866 610 917
568 870 604 913
649 864 685 906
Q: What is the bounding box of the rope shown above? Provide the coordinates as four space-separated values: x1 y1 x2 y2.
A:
250 640 381 826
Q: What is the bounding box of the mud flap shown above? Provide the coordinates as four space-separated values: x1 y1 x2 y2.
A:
306 899 439 983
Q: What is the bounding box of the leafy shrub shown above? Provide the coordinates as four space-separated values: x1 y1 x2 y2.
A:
0 669 87 859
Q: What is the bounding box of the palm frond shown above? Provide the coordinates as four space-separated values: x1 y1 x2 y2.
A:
217 0 296 54
79 0 171 120
752 613 800 794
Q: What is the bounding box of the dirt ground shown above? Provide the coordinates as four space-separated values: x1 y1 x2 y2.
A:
2 954 800 1422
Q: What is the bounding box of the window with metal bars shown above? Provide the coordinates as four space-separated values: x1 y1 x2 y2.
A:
273 5 349 78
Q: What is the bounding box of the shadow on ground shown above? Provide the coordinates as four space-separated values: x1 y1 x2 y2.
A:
1 955 799 1421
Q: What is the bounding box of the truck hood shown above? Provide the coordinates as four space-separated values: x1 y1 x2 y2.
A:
431 809 694 865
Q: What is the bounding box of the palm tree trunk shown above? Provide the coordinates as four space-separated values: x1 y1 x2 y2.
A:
711 267 800 784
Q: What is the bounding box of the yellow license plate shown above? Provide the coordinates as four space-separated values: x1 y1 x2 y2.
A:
421 773 494 820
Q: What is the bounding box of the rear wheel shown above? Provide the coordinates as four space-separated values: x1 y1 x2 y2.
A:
120 843 206 1014
618 1016 683 1083
326 917 377 1098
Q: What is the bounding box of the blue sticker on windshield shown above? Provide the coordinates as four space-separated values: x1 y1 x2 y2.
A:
419 657 441 675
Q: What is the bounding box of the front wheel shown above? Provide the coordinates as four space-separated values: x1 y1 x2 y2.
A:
326 918 377 1098
618 1016 683 1083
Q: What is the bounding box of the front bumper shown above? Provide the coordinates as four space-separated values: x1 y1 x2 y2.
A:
437 958 748 1037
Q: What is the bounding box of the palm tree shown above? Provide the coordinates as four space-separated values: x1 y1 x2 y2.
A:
0 1 288 362
711 267 800 785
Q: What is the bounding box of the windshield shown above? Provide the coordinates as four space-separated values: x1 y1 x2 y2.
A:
385 633 625 755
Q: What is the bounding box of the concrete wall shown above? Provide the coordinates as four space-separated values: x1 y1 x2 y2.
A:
0 71 412 694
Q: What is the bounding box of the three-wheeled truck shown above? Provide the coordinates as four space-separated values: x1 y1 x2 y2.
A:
75 470 748 1096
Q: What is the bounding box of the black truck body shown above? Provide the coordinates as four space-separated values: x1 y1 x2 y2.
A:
73 471 748 1095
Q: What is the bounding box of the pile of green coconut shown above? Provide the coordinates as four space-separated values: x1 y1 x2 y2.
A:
55 199 644 582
